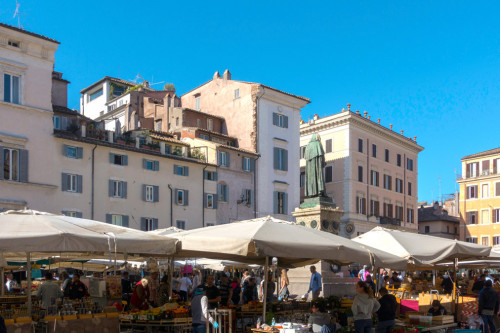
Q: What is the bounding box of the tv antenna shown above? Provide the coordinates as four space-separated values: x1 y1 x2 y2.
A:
13 0 25 29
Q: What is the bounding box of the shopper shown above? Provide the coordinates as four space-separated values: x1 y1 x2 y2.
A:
64 273 88 300
179 273 192 302
231 277 242 305
242 277 257 304
358 266 367 281
5 274 17 292
157 275 170 307
389 272 401 289
60 271 71 293
218 275 232 306
121 271 133 307
191 285 219 333
479 280 499 333
365 275 376 295
473 275 486 294
204 275 221 309
37 272 63 308
130 278 150 310
308 301 332 333
427 300 447 316
441 274 454 295
307 266 322 300
279 269 290 300
352 281 380 333
192 269 201 295
376 287 397 333
148 271 160 306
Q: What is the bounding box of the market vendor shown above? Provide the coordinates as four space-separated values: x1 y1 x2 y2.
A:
389 272 401 289
308 300 333 333
427 300 447 316
204 275 221 309
64 273 88 300
192 285 219 333
37 272 63 308
376 288 397 333
130 278 150 310
219 274 232 306
242 277 257 304
5 274 18 292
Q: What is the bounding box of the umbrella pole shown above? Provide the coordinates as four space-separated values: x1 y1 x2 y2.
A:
432 270 436 287
453 258 458 317
262 256 269 323
169 256 174 300
26 252 32 316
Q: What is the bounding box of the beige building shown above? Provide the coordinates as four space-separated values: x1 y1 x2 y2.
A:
418 202 459 239
457 147 500 246
299 105 424 238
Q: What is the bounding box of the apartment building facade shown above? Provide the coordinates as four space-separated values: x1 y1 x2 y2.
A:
299 105 424 238
418 202 460 239
458 147 500 246
180 70 310 219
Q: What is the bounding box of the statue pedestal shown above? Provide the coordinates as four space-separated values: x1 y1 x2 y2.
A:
289 198 355 298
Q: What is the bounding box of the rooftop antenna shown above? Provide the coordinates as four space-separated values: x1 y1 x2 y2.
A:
13 0 25 29
439 176 442 205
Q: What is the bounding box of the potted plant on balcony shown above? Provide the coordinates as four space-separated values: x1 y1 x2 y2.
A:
116 137 126 145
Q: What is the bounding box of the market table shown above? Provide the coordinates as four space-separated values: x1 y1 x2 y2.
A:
119 318 192 333
419 323 457 332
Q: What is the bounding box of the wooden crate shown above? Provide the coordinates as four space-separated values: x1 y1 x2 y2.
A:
432 315 454 324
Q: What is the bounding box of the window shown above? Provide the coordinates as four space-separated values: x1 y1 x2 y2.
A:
358 166 363 182
8 40 19 47
494 209 500 223
466 162 479 178
105 214 129 227
406 158 414 171
385 149 389 162
300 171 305 188
174 165 189 176
88 88 103 102
273 148 288 171
370 200 380 216
356 196 367 215
494 236 500 246
407 208 414 223
372 144 377 158
155 120 162 131
63 145 83 159
62 173 82 193
234 88 240 99
197 119 202 127
467 211 477 224
109 153 128 166
144 185 156 202
370 170 379 186
272 113 288 128
4 74 20 104
395 178 403 193
204 170 218 181
143 159 159 171
3 148 18 181
424 226 430 233
446 226 450 233
482 236 489 246
195 95 201 111
274 191 288 215
466 237 478 244
242 157 253 172
482 210 490 224
207 118 214 131
482 184 489 198
206 223 215 227
53 116 60 129
300 146 306 159
141 217 158 231
242 189 253 205
218 183 228 202
395 206 403 220
176 220 186 230
112 215 122 226
325 165 333 183
408 182 412 196
383 203 393 218
397 154 402 167
175 189 188 206
62 211 82 218
325 139 332 153
107 104 116 112
358 139 363 153
467 185 478 199
200 134 210 141
218 151 230 167
175 117 179 126
383 175 392 190
495 159 500 174
205 193 215 209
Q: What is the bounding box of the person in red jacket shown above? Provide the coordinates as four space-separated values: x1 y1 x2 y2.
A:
130 278 150 310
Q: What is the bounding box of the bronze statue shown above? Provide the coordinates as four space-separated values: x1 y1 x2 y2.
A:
304 133 326 198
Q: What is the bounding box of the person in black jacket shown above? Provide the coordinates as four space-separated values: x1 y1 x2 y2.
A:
473 275 486 294
441 274 454 295
376 288 398 333
428 300 447 316
479 280 499 333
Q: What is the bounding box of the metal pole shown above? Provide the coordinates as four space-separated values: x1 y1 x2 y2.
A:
262 256 269 322
169 256 174 299
1 267 4 296
433 270 436 287
26 252 32 316
453 258 458 316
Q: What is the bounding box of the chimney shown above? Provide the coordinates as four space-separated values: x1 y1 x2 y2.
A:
143 81 149 88
108 131 114 142
159 142 166 155
347 103 351 111
367 116 371 120
363 111 368 118
414 136 417 141
390 124 393 130
223 69 231 80
313 114 320 120
400 130 404 135
135 137 140 148
80 121 86 137
377 118 381 124
356 110 360 115
213 71 221 80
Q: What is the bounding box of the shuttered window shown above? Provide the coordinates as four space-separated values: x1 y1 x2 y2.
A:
175 189 189 206
173 165 189 176
109 153 128 166
356 196 366 215
1 147 28 182
218 151 230 167
63 145 83 159
142 185 159 202
242 157 255 172
105 214 129 227
273 148 288 171
143 159 159 171
358 166 363 182
467 185 478 199
140 217 158 231
109 180 127 198
273 191 288 215
272 113 289 128
325 165 333 183
204 193 218 209
370 170 379 186
218 184 228 202
61 173 83 193
325 139 332 153
204 170 218 181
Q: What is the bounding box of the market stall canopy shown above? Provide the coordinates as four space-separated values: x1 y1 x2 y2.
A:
0 210 179 258
149 226 184 235
168 216 407 269
193 258 260 271
353 226 491 267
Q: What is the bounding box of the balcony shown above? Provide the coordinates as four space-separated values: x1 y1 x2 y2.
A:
463 168 500 179
379 217 401 226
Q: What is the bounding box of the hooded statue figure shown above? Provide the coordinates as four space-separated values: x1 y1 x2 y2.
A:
304 133 326 198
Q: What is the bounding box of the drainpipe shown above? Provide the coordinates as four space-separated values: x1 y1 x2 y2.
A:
202 164 208 227
253 155 261 218
403 153 407 228
366 139 370 222
168 184 173 227
254 87 265 218
91 144 97 219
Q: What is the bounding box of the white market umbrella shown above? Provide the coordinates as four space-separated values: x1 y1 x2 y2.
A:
353 226 491 268
150 226 184 235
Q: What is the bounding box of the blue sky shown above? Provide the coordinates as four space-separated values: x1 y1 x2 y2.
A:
3 1 499 202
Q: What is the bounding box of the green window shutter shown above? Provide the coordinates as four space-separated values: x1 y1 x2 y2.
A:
122 215 129 227
273 191 278 214
174 189 179 206
142 184 146 201
154 161 159 171
224 185 228 202
173 165 179 175
184 166 189 176
19 149 28 182
213 195 218 209
0 146 4 180
214 172 218 181
184 190 189 206
284 115 289 128
153 218 158 230
122 182 127 198
77 175 83 193
76 147 83 159
62 144 69 156
61 210 68 216
105 214 112 224
273 148 278 170
109 180 114 197
249 190 254 205
217 152 221 165
204 170 208 179
140 218 147 231
61 173 68 191
109 153 114 163
153 186 159 202
122 155 128 166
273 113 278 126
242 157 245 170
226 153 230 167
250 159 255 172
76 212 83 218
283 149 288 171
143 159 147 169
217 184 222 201
284 192 288 214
